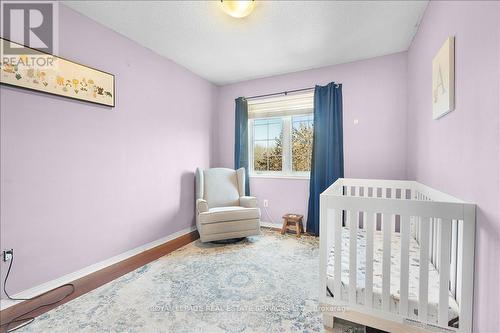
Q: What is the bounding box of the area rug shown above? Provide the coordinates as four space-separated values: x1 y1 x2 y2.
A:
18 229 354 333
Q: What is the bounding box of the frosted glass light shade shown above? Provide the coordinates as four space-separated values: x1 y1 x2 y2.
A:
220 0 255 18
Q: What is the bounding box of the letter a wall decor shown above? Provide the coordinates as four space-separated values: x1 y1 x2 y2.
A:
432 36 455 119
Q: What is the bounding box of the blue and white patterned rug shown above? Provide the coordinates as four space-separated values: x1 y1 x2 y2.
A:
18 230 354 333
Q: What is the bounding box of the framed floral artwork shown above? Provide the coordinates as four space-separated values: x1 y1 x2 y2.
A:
432 36 454 119
0 38 115 107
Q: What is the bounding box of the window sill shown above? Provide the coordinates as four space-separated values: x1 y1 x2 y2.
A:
250 174 310 180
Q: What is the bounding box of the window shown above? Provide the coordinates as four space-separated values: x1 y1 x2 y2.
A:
252 118 283 172
291 114 314 172
248 92 314 177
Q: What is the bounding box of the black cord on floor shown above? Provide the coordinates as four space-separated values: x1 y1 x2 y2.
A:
2 251 75 332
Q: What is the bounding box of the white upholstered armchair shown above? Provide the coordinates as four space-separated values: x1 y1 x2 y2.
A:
195 167 261 242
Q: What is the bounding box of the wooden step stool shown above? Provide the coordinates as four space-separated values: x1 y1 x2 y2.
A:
281 214 304 237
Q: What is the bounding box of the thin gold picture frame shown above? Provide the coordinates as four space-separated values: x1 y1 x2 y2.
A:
0 37 115 107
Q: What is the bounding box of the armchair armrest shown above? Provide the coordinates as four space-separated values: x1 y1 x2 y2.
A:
196 199 209 214
240 196 258 208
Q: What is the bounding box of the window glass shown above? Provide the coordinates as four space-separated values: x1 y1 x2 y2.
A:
253 118 283 172
248 94 314 177
292 114 314 172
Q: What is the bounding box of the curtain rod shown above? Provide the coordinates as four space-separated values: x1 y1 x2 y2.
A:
245 87 314 101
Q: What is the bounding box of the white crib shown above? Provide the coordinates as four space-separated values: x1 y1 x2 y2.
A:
319 178 475 333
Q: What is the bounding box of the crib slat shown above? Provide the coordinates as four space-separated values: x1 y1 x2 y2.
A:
416 216 421 244
320 195 328 301
450 219 458 297
334 209 343 300
430 218 434 262
410 216 415 239
456 219 463 306
365 212 374 307
419 217 430 323
438 218 451 327
400 215 410 316
326 207 335 267
433 219 437 267
459 207 476 333
437 219 441 268
349 210 358 304
382 213 392 311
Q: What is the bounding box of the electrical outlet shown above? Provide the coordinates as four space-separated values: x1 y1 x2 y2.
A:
263 199 269 207
3 249 13 262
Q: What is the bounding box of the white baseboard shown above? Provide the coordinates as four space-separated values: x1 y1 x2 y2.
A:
260 221 283 229
0 226 197 311
261 221 309 233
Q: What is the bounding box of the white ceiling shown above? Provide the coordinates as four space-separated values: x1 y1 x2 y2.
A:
64 1 428 86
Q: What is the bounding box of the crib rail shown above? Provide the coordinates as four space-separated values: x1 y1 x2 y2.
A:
319 178 475 333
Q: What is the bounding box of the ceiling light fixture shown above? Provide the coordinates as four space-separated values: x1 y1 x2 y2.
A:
220 0 255 19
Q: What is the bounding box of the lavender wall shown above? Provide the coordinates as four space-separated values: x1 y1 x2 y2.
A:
214 52 408 225
0 5 217 295
406 1 500 331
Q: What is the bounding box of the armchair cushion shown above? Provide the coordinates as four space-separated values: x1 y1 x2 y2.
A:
239 196 258 208
203 168 240 208
198 206 260 224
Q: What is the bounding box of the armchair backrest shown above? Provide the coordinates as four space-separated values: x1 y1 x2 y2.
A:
196 168 246 208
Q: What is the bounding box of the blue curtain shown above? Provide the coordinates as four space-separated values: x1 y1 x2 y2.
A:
306 82 344 235
234 97 250 196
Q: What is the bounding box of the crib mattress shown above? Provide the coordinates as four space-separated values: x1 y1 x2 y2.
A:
326 227 459 325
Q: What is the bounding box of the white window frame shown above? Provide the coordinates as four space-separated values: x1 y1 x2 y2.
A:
248 114 312 179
